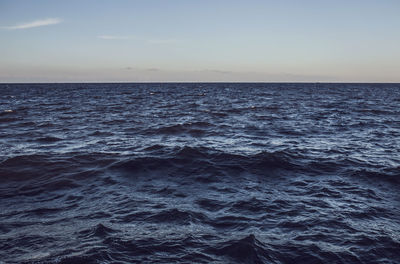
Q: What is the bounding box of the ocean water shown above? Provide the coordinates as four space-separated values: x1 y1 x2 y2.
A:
0 83 399 264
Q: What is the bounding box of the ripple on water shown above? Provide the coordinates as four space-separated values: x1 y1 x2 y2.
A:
0 83 399 263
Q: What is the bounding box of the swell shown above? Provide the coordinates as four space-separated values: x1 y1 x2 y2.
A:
109 146 399 185
109 146 302 181
1 146 398 187
19 231 400 264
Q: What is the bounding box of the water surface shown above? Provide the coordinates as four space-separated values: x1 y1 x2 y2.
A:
0 83 399 263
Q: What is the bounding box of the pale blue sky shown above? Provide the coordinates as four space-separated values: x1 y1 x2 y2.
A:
1 0 399 82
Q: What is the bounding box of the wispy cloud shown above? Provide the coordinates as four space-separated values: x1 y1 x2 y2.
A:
122 67 160 71
97 35 134 40
3 18 62 30
147 38 179 44
202 69 232 74
98 35 180 44
145 68 161 72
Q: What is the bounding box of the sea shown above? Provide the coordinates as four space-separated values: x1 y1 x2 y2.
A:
0 83 399 264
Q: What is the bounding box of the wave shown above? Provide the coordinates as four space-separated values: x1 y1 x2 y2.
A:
208 234 274 264
35 136 63 143
108 146 301 180
143 121 212 136
1 146 398 186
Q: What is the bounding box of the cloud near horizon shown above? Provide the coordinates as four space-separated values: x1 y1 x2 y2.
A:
3 18 62 30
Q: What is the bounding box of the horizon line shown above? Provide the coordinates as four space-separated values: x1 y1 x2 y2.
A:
1 81 399 84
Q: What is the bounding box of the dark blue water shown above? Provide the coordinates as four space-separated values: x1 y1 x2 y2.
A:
0 83 399 264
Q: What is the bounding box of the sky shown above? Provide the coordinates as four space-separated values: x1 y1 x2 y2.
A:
0 0 399 82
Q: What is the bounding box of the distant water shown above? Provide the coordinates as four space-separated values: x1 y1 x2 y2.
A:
0 83 399 264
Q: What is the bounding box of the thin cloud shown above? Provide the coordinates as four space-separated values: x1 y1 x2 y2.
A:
202 69 232 74
147 38 179 44
97 35 179 44
97 35 134 40
146 68 161 72
3 18 62 30
122 67 161 71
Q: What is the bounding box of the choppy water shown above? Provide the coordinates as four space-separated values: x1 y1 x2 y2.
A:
0 83 399 264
